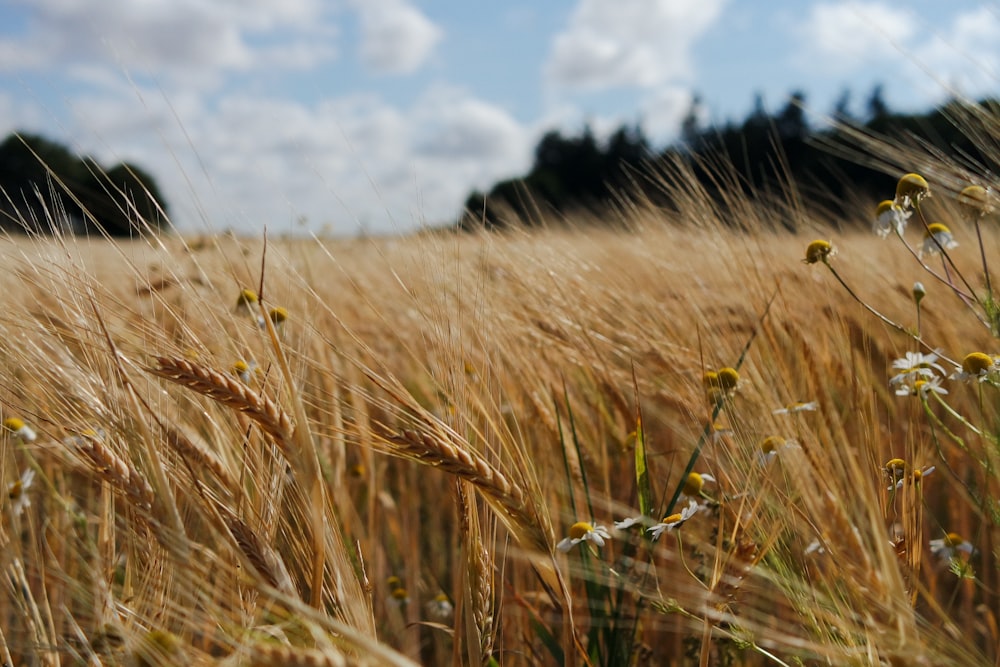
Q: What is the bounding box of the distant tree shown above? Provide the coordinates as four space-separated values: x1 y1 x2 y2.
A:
832 88 854 123
866 84 890 123
679 93 704 148
0 132 168 235
776 91 808 141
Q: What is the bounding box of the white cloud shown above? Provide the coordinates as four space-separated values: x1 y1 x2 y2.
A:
919 7 1000 99
350 0 443 75
43 84 532 234
0 0 337 84
545 0 727 90
797 2 918 73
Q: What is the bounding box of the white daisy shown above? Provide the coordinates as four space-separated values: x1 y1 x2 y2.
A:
889 465 935 491
425 593 454 620
772 401 819 415
873 200 910 238
2 417 37 443
557 521 612 552
895 375 948 397
950 352 998 383
929 533 975 560
7 468 35 516
889 350 946 386
920 223 958 257
648 500 699 541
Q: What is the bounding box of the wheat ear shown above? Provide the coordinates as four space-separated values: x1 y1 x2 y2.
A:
147 356 295 456
385 428 549 551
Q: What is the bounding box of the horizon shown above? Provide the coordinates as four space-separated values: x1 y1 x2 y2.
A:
1 0 997 235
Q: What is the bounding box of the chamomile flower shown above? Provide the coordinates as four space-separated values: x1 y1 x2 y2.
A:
681 471 715 500
894 173 930 210
951 352 998 382
3 417 37 443
388 587 410 607
235 288 258 311
614 514 652 531
873 200 910 238
888 466 935 491
772 401 818 415
758 435 786 464
804 539 826 556
557 521 611 552
803 240 834 265
231 359 257 384
889 350 946 386
268 307 288 331
425 593 454 620
957 184 992 220
895 376 948 397
929 532 975 560
647 500 699 541
7 468 35 516
920 223 958 257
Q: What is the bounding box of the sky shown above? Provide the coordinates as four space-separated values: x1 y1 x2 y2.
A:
0 0 998 236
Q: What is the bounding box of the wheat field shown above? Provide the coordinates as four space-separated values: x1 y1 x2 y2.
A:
1 149 999 666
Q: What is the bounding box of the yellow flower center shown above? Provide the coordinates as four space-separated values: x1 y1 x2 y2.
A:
804 239 833 264
924 222 951 238
958 184 991 218
717 367 739 390
702 371 719 388
683 472 705 496
386 575 401 588
895 173 929 202
568 521 594 540
391 587 409 600
3 417 25 432
875 200 896 217
761 436 784 454
269 307 288 323
884 458 905 472
662 513 683 524
236 288 258 306
962 352 993 375
944 532 964 547
8 480 23 500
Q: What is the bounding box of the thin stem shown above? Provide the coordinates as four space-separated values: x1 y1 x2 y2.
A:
914 200 983 309
975 217 993 299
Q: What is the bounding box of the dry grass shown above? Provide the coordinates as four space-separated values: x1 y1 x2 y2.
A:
1 151 999 666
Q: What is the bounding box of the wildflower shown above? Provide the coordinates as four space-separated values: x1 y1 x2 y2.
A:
895 173 930 210
231 359 256 384
648 500 699 541
682 471 715 499
912 282 926 304
889 464 935 491
758 435 786 464
717 367 739 391
920 222 957 257
425 593 453 620
895 376 948 397
951 351 998 382
235 288 258 310
3 417 37 442
269 307 288 324
889 350 946 386
957 184 992 220
772 401 818 415
873 200 910 238
389 587 410 607
7 468 35 516
803 239 834 265
557 521 611 552
614 514 651 531
804 539 825 555
929 532 975 560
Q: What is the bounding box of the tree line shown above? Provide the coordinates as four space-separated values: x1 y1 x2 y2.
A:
0 132 168 236
459 86 998 230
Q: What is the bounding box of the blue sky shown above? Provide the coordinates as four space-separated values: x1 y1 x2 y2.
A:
0 0 997 235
